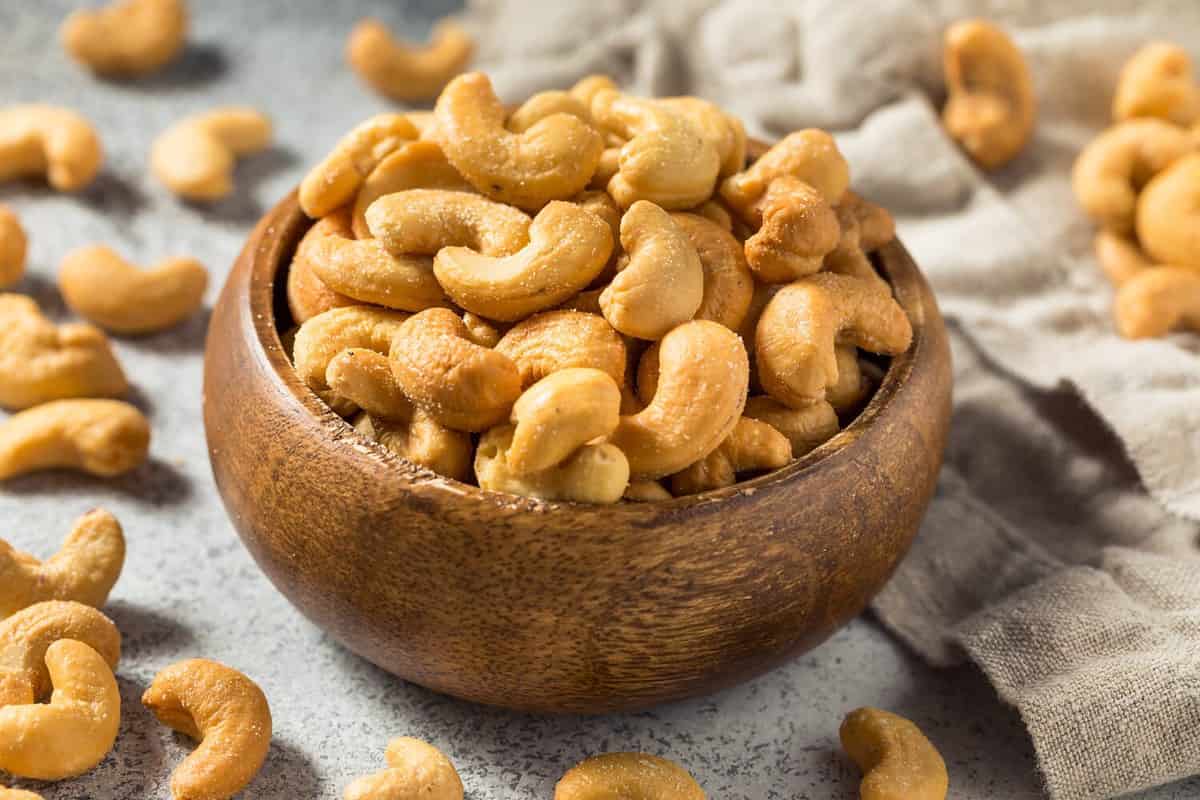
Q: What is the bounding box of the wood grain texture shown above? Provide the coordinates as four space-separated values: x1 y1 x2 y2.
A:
203 142 953 713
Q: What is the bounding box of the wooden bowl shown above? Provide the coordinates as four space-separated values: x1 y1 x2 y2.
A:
203 157 952 714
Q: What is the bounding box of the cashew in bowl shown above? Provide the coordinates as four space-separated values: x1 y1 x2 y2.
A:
0 399 151 480
742 175 841 284
826 345 873 414
0 205 27 288
299 113 419 218
721 129 850 215
1113 42 1200 126
623 479 672 502
669 212 753 330
475 424 629 504
555 752 705 800
0 601 121 707
143 659 272 800
347 18 474 103
841 707 949 800
1094 230 1155 287
941 19 1036 170
344 736 464 800
355 410 472 483
287 230 359 324
743 396 840 457
293 305 411 414
151 107 272 201
841 190 897 252
508 368 622 474
0 105 103 192
658 96 747 178
1113 266 1200 339
825 200 891 293
1136 152 1200 270
60 0 187 77
669 416 792 496
350 140 473 238
435 72 603 210
328 349 411 422
508 91 592 133
494 310 626 389
366 188 532 258
58 245 207 334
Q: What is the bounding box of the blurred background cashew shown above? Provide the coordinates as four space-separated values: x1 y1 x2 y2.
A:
60 0 188 78
1113 42 1200 126
494 310 626 389
151 106 272 200
347 18 474 103
1094 230 1155 287
299 113 419 218
0 105 103 192
0 601 121 707
1136 152 1200 269
840 707 949 800
343 736 464 800
0 399 151 480
554 752 705 800
1113 266 1200 339
475 424 629 504
0 205 27 289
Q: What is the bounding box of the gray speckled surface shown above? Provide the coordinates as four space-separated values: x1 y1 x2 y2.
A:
1 2 1197 798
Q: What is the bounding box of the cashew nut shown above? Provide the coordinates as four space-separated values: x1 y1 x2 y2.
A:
826 345 872 414
389 308 522 432
299 113 419 218
658 97 747 178
58 245 207 335
554 752 705 800
0 787 42 799
0 640 121 780
143 659 272 800
60 0 187 77
743 396 840 457
494 310 626 389
475 424 629 504
293 305 410 414
825 200 890 293
669 212 753 330
354 410 472 483
841 190 896 252
151 107 272 200
509 91 591 133
327 349 411 422
1113 266 1200 339
0 601 120 708
840 707 949 800
720 129 850 217
461 311 503 348
941 19 1036 170
350 140 473 238
344 736 463 800
0 205 27 289
690 199 734 232
1136 152 1200 270
287 226 358 325
669 416 791 496
347 18 474 103
1113 42 1200 126
0 105 103 192
508 368 621 474
570 75 619 107
366 188 531 258
742 175 841 284
435 72 603 210
623 479 672 502
0 399 150 481
1094 230 1155 287
757 274 912 409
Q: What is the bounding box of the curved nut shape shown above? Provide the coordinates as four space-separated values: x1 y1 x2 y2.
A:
292 306 410 411
840 707 949 800
743 176 841 284
59 245 208 335
461 312 503 348
389 308 522 432
590 90 720 209
435 200 614 321
941 19 1036 170
151 107 272 201
669 212 753 330
347 18 474 103
0 105 103 192
623 479 672 502
299 113 419 218
0 601 120 707
1072 119 1194 234
475 424 629 505
757 274 912 409
1136 152 1200 270
826 345 871 413
743 396 840 457
554 752 704 800
1113 42 1200 126
143 659 272 800
824 201 890 292
495 310 626 389
569 75 619 108
1113 266 1200 339
600 201 704 340
509 91 591 133
60 0 187 77
366 188 531 258
328 349 411 422
435 72 603 210
0 510 125 619
0 787 43 799
721 129 849 215
508 368 622 474
287 229 358 324
1094 230 1155 287
350 141 472 238
669 416 792 496
691 199 733 232
658 97 746 178
0 205 27 288
611 320 748 480
344 736 464 800
355 411 472 483
0 399 150 480
841 191 896 252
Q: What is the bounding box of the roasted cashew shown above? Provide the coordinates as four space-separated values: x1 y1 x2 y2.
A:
347 18 474 103
600 200 704 339
143 659 272 800
350 140 472 238
287 225 357 325
569 75 619 108
406 111 438 140
344 736 464 800
0 787 43 799
825 200 890 292
327 349 411 422
0 399 150 480
58 245 207 335
721 129 849 217
293 305 410 414
691 199 733 232
475 424 629 504
842 190 896 252
743 175 841 284
509 91 591 133
354 410 472 483
151 107 272 201
299 113 419 218
0 205 27 288
669 416 791 496
461 311 503 348
1113 266 1200 339
1072 119 1194 234
669 212 753 330
1113 42 1200 126
435 72 603 210
389 308 522 432
494 310 626 389
0 601 120 707
554 752 705 800
590 89 720 209
60 0 187 77
623 479 672 502
841 707 949 800
1136 152 1200 269
658 97 747 178
743 396 840 457
435 200 613 321
826 345 872 413
1094 230 1155 287
366 188 531 258
0 105 103 192
508 368 622 474
757 274 912 409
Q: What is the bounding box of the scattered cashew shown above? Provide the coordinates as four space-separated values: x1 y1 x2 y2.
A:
743 396 840 457
555 752 705 800
0 399 150 481
0 787 43 800
658 96 747 178
143 659 272 800
354 410 472 483
623 479 672 502
720 129 850 216
0 105 103 192
669 212 753 330
743 175 841 284
287 228 359 324
350 140 473 238
299 113 419 218
0 601 120 707
389 308 522 432
669 416 792 496
151 107 272 200
840 707 949 800
508 368 622 474
58 245 207 335
1113 42 1200 126
509 91 591 133
1113 266 1200 339
941 19 1036 170
435 72 603 210
494 310 626 389
344 737 464 800
1136 152 1200 270
347 18 474 103
366 188 531 258
475 424 629 504
327 349 411 422
60 0 187 77
292 305 410 414
0 205 27 288
1094 230 1155 287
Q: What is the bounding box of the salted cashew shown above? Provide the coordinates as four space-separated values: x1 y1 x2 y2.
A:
941 19 1036 170
299 113 419 218
0 205 27 288
1113 42 1200 126
611 320 748 480
143 659 272 800
151 107 272 201
0 787 43 799
354 411 472 483
350 140 472 238
347 18 474 103
344 736 464 800
406 111 438 140
435 72 603 210
508 368 622 474
58 245 207 335
600 201 704 339
826 345 872 413
842 191 896 252
434 200 614 321
841 707 949 800
366 188 531 258
555 752 705 800
743 175 841 284
509 91 592 133
293 305 410 414
287 230 357 324
669 416 791 496
743 396 840 457
721 129 849 217
327 349 411 422
1094 230 1155 287
0 105 103 192
494 310 626 389
0 601 120 708
570 75 619 108
658 97 746 178
60 0 187 77
1071 119 1195 234
669 212 753 330
0 399 150 481
623 479 672 502
1113 266 1200 339
461 311 503 348
690 199 733 232
475 424 629 504
1136 152 1200 270
757 274 912 409
389 308 522 432
590 146 622 190
825 201 890 292
590 89 720 209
